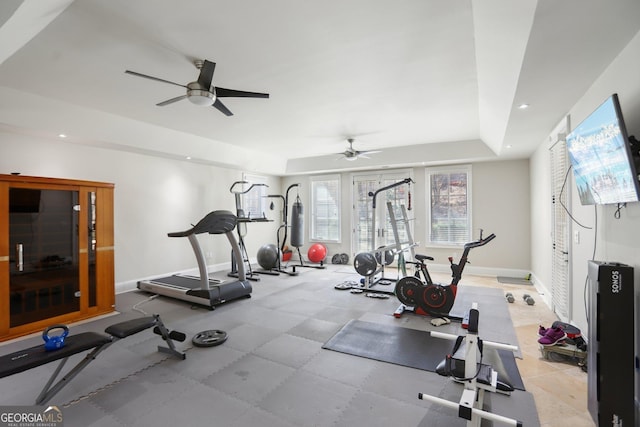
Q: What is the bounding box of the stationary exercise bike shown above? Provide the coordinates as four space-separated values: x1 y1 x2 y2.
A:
394 230 495 318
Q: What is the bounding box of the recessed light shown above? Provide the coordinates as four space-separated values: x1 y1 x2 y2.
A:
58 133 67 138
506 144 512 149
518 104 529 110
186 156 192 160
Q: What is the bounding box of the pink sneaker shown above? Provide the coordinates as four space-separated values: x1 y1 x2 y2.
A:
538 326 567 346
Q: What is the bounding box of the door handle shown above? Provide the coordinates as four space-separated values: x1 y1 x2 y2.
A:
16 243 23 272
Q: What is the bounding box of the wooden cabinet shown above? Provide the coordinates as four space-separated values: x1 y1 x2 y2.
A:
0 175 115 341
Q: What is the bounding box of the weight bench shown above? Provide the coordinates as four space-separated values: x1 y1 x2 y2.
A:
0 315 186 405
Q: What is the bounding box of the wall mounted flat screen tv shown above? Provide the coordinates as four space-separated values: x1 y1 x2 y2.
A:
566 94 640 205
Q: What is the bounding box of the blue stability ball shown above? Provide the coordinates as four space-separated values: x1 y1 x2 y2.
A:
257 243 279 270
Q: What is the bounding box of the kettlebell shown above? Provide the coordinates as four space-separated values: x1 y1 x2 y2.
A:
43 324 69 351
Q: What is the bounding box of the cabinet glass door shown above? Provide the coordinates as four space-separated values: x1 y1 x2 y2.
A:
9 188 80 327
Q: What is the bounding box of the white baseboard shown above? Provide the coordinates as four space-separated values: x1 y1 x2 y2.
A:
527 271 553 312
425 263 530 279
116 260 235 294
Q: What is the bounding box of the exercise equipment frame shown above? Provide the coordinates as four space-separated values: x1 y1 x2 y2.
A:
228 180 271 281
418 303 522 426
137 210 252 309
394 230 495 318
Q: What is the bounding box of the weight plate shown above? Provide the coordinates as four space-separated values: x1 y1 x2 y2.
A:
366 293 390 299
192 329 228 347
375 247 395 266
331 254 342 264
340 253 349 264
353 252 378 277
334 281 355 290
395 276 421 306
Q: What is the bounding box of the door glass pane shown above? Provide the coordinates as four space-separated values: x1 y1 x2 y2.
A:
9 188 80 327
381 178 410 248
353 177 377 254
353 174 413 255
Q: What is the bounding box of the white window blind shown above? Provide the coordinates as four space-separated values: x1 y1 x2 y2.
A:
426 166 472 246
310 175 341 242
241 174 268 219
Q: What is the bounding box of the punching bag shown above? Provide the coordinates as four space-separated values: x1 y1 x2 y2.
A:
290 197 304 248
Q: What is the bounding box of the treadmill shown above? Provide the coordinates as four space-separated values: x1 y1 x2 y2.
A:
137 210 252 309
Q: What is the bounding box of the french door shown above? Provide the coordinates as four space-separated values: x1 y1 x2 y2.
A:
351 171 413 257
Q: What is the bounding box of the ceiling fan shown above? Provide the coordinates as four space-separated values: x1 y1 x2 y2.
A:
125 59 269 116
339 138 382 161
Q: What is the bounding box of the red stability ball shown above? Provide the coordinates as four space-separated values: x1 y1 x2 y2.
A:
307 243 327 263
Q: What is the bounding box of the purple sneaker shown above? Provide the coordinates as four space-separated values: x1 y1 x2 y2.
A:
538 325 547 337
538 326 567 346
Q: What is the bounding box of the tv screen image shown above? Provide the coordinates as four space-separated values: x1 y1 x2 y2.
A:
566 94 640 205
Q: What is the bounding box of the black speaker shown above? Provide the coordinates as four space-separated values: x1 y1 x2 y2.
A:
587 261 636 426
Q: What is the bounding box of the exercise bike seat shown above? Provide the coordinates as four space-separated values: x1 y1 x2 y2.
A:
168 210 237 237
415 254 434 262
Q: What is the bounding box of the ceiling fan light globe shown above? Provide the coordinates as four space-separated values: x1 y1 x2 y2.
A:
187 89 215 106
345 156 358 161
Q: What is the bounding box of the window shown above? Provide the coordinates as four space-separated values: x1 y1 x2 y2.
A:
310 174 341 242
426 165 472 246
239 174 268 219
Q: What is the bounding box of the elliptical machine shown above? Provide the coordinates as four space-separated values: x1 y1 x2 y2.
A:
394 230 495 318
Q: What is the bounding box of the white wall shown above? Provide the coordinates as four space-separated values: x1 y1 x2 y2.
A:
530 29 640 334
2 132 531 297
283 159 531 276
0 132 281 292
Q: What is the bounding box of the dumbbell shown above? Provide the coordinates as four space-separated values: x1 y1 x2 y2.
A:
505 293 515 303
523 294 535 305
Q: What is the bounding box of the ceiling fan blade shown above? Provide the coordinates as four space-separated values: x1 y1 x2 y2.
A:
197 60 216 90
360 150 382 155
156 95 188 106
125 70 187 88
215 87 269 98
213 98 233 116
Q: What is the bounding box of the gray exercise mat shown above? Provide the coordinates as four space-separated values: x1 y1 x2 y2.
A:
323 319 525 391
447 285 522 358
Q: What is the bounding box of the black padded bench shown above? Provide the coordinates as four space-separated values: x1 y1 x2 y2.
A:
0 315 185 405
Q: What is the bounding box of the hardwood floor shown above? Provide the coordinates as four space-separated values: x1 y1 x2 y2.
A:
448 273 595 427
